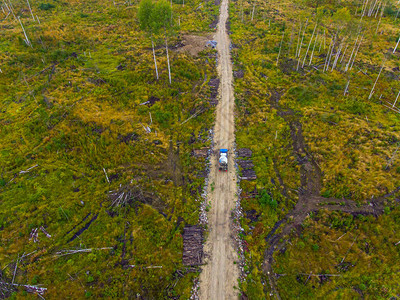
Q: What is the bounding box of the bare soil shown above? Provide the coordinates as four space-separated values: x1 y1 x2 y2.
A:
198 0 239 298
176 34 212 57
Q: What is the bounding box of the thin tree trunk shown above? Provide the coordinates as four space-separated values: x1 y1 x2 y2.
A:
344 80 350 95
302 23 317 68
299 19 308 54
296 20 308 70
288 22 295 55
359 0 367 16
368 64 383 99
276 30 285 66
296 21 302 58
395 7 400 20
5 0 16 21
324 37 333 72
151 37 159 80
361 0 369 16
345 35 359 72
26 0 34 21
340 44 348 63
369 0 379 16
375 3 385 33
318 32 322 52
251 2 256 21
393 90 400 107
332 41 344 71
394 36 400 53
350 36 363 69
165 36 172 85
374 0 382 18
18 16 31 47
309 32 318 65
326 35 336 71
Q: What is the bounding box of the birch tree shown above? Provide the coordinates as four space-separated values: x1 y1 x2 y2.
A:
138 0 159 80
152 0 173 85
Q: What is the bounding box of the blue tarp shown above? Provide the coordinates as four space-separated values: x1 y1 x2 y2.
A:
220 149 228 153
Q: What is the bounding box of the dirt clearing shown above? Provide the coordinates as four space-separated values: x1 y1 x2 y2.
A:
176 34 213 56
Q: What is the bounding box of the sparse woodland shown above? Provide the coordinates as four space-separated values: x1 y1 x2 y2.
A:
231 0 400 298
0 0 219 298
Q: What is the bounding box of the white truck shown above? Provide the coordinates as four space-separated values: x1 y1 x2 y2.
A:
219 149 228 172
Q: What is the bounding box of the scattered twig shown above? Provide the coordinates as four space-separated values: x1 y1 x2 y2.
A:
12 255 19 284
54 247 113 257
305 271 312 284
19 164 38 174
335 232 347 241
180 108 205 125
385 143 400 169
103 168 110 184
368 64 383 99
297 273 341 277
29 228 39 243
341 236 357 264
40 226 51 238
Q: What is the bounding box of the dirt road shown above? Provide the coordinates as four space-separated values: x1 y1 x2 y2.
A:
198 0 239 299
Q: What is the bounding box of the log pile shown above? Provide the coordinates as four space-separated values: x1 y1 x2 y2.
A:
237 149 256 180
193 148 209 158
238 160 254 169
183 226 203 266
208 78 219 106
241 169 257 180
237 148 252 158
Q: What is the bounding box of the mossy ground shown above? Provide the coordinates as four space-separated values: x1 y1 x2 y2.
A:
230 0 400 298
0 0 219 298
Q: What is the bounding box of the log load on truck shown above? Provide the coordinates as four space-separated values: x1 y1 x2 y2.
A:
219 149 228 172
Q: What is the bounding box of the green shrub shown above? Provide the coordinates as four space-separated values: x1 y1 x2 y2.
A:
38 3 55 10
321 190 331 198
384 4 397 17
154 110 172 129
311 244 319 251
288 86 316 105
258 190 278 209
31 275 40 285
298 241 305 249
342 97 370 115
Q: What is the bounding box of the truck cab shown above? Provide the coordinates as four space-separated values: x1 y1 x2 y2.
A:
219 149 228 172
